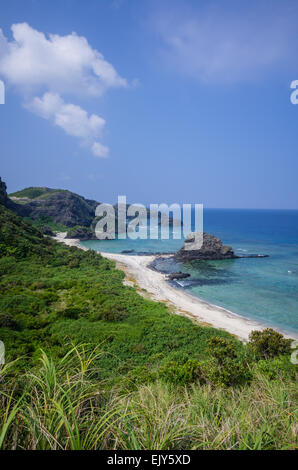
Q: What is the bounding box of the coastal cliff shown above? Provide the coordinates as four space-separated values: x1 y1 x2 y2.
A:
9 186 99 228
5 181 175 239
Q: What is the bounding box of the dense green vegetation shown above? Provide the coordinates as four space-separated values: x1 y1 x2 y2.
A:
23 215 68 233
0 204 240 382
0 203 297 450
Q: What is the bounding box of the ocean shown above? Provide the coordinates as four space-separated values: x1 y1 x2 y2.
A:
81 209 298 335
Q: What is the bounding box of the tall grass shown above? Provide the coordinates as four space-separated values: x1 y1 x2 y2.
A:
0 346 297 450
0 345 124 450
114 377 297 450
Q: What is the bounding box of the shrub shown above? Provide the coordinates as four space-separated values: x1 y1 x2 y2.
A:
100 307 127 322
0 257 17 276
255 356 297 381
122 365 156 391
130 344 147 354
158 359 205 385
0 294 46 316
206 337 237 364
204 358 252 387
99 300 128 322
60 308 81 319
248 328 292 359
0 313 19 330
205 337 252 387
68 258 80 269
32 281 47 290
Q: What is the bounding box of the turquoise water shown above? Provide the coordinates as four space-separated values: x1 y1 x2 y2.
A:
81 209 298 334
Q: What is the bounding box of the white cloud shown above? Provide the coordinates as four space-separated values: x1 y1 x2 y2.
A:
0 23 128 156
91 141 109 158
27 92 108 156
154 1 297 82
0 22 126 95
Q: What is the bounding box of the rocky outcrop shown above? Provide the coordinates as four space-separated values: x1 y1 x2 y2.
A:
0 177 8 206
66 226 97 240
42 226 55 236
0 177 29 216
5 183 100 228
22 191 99 227
167 272 191 281
175 232 236 261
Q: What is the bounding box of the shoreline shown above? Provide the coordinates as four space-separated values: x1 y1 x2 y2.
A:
54 234 298 341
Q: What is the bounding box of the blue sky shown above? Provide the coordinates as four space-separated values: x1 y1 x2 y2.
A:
0 0 298 209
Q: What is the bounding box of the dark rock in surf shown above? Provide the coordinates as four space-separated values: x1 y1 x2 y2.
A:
167 271 191 281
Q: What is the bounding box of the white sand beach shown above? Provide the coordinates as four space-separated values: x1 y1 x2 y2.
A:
54 233 297 342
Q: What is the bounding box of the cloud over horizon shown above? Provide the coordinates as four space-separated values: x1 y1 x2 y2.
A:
0 23 127 156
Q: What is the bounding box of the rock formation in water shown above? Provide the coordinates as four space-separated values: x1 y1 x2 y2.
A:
175 232 236 261
167 271 191 280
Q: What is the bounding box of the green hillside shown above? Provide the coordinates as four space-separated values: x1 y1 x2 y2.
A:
0 203 296 450
0 203 239 377
9 186 66 200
